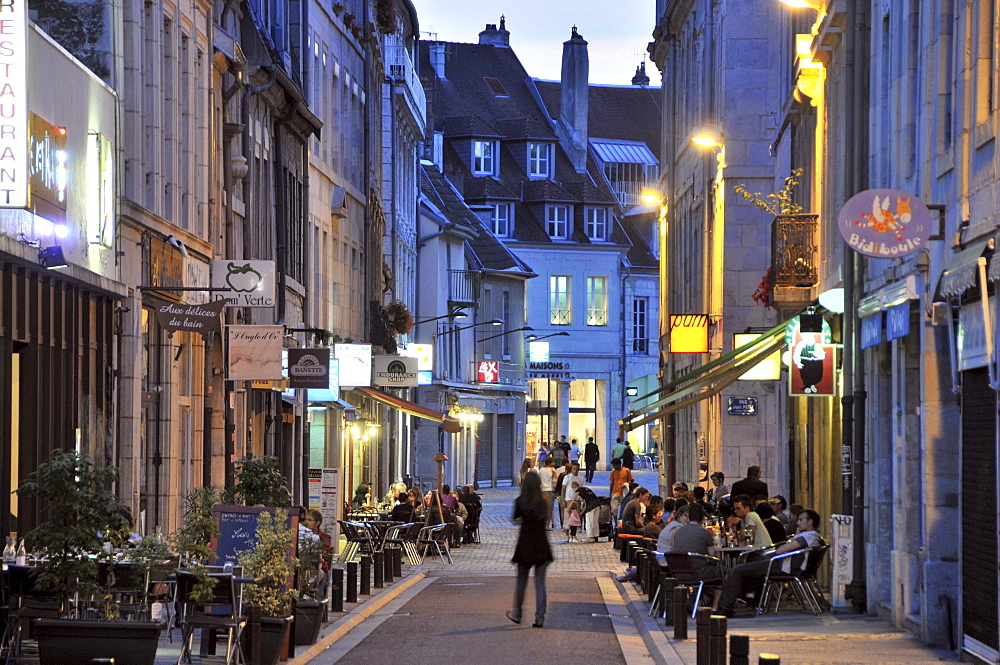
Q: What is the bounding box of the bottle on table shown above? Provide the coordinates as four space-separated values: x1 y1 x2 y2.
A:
2 536 14 565
15 539 26 566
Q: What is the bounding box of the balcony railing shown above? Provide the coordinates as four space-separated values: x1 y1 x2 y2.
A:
448 270 479 305
384 44 426 126
771 214 819 287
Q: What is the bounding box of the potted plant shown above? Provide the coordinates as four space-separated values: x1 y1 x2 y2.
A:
293 533 329 645
228 454 291 508
240 510 297 665
16 449 163 665
173 487 222 602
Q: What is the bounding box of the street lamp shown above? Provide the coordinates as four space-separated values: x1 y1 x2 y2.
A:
778 0 822 8
525 331 570 341
433 318 503 338
480 325 533 343
691 125 724 148
413 307 468 326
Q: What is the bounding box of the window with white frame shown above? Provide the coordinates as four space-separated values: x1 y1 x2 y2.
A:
550 275 571 325
489 203 512 237
546 205 570 239
632 297 648 353
473 140 497 175
586 277 608 326
585 207 608 241
528 142 551 178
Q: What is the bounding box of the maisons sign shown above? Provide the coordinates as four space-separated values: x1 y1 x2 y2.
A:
527 360 572 380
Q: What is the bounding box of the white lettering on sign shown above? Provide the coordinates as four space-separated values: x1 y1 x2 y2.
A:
0 0 25 207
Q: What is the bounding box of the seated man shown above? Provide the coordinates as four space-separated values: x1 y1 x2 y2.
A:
717 508 823 616
620 487 651 530
732 494 773 548
670 503 723 610
643 505 664 539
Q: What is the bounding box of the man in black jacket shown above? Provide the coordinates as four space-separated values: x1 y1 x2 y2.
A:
583 436 600 482
730 465 768 501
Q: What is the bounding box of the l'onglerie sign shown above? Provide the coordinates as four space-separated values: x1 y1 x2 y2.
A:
838 189 932 258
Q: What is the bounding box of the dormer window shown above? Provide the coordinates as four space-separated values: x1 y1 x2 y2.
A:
473 140 498 176
489 203 513 237
585 207 608 241
528 142 551 178
545 205 570 239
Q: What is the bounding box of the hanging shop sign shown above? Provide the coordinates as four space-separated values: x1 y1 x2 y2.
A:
399 343 433 385
155 299 226 336
734 333 781 380
787 319 836 396
287 347 331 389
528 341 550 362
477 361 499 383
958 299 990 371
29 113 68 225
670 314 709 353
372 355 418 387
885 302 910 342
0 0 27 208
859 313 882 349
335 343 372 386
211 260 276 307
226 325 283 380
838 189 932 258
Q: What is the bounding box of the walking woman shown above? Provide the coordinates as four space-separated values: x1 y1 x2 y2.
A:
506 471 553 628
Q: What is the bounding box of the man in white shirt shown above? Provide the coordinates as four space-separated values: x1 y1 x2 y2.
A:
717 509 824 616
537 458 558 528
732 494 772 548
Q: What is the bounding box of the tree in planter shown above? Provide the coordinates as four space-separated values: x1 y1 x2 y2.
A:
172 487 221 602
17 449 132 616
228 455 291 507
239 510 297 617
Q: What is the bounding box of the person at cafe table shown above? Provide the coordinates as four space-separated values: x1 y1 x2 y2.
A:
731 494 772 548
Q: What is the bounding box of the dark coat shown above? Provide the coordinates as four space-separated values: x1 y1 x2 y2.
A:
584 442 600 465
511 500 553 566
731 477 769 500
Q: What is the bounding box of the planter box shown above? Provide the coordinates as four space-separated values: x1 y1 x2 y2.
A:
294 598 328 645
243 615 292 665
34 618 163 665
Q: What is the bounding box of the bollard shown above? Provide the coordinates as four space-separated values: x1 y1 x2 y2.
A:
360 555 372 595
710 615 728 665
662 577 678 625
373 551 384 589
695 608 712 665
758 655 780 665
331 569 344 612
672 586 688 639
392 546 402 577
729 634 750 665
346 561 358 603
648 564 660 605
383 547 394 583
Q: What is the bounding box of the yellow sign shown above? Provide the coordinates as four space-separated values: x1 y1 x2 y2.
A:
734 333 782 380
670 314 709 353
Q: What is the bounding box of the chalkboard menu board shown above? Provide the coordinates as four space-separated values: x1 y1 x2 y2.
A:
209 505 299 567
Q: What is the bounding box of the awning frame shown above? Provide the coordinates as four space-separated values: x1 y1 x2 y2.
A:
352 386 462 431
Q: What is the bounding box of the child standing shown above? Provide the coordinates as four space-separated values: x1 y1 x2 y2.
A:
566 496 583 542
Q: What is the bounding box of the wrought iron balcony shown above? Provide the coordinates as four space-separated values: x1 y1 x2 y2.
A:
771 214 819 287
448 270 479 306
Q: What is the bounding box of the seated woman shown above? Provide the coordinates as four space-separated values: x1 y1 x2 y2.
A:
390 493 414 522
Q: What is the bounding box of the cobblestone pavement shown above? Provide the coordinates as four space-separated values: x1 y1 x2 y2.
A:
419 469 659 574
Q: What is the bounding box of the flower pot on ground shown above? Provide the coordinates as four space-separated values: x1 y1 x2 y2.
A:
240 509 297 665
15 449 163 665
293 597 328 645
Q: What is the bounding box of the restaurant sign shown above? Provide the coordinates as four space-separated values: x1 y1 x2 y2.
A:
0 0 27 208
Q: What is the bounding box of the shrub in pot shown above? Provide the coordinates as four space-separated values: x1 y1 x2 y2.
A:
228 454 291 507
293 533 329 645
16 449 163 665
239 509 297 665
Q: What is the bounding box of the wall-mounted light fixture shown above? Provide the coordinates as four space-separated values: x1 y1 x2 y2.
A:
413 307 468 326
38 245 68 269
691 125 724 148
778 0 822 9
479 325 533 343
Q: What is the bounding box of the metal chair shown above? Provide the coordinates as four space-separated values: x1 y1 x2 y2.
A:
417 523 454 564
384 522 423 565
759 544 829 614
175 570 246 665
662 551 725 618
1 565 62 665
462 503 482 544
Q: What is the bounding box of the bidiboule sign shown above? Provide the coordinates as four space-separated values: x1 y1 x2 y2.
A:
0 0 27 207
838 189 932 258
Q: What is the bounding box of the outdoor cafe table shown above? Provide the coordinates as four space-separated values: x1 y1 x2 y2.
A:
715 545 758 573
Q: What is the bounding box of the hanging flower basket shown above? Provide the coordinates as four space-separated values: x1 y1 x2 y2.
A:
384 300 414 335
375 0 398 34
751 268 774 309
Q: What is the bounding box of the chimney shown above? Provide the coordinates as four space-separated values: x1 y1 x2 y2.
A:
429 42 446 79
478 15 510 46
558 26 589 173
632 61 650 86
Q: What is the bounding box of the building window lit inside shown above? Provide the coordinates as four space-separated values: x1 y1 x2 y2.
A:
528 142 551 178
585 207 608 241
473 139 497 175
632 297 648 353
545 204 569 239
586 276 608 326
550 275 571 325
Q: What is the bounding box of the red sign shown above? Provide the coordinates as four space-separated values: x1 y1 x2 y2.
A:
477 361 499 383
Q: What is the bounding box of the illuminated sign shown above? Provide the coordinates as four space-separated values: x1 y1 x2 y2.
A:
670 314 709 353
477 361 499 383
0 0 27 208
334 343 372 387
211 260 277 307
372 355 418 387
399 343 433 385
29 113 68 224
734 333 781 381
528 341 550 362
788 321 836 397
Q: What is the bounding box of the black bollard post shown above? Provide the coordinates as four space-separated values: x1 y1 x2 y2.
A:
346 562 358 603
729 634 750 665
695 608 712 665
392 547 402 577
383 548 393 583
373 551 384 589
331 569 344 612
360 555 372 595
758 655 781 665
672 586 688 640
662 577 677 625
621 538 632 563
648 565 660 605
710 615 728 665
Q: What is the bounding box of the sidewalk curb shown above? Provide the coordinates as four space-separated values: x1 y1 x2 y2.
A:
614 577 686 665
286 572 427 665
